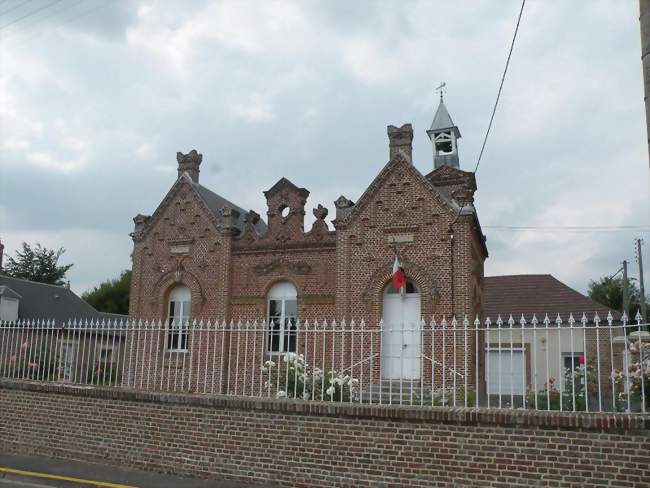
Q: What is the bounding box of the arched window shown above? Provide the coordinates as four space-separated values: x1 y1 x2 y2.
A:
267 281 297 354
167 285 191 351
385 281 419 295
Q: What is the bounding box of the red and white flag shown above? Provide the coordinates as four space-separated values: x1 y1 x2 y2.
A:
391 255 405 291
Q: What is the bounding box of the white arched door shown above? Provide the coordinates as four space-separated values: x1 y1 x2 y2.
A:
382 282 421 379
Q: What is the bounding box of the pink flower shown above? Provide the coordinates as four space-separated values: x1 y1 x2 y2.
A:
21 341 29 350
578 355 585 365
28 362 38 369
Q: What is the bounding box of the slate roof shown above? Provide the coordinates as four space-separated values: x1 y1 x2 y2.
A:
429 100 460 136
484 274 620 322
193 180 267 234
0 285 21 300
0 275 125 325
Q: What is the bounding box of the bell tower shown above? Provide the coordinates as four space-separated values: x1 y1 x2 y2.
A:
427 84 461 170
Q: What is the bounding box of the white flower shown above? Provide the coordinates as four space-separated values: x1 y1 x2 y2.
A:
350 378 359 386
261 366 268 373
326 386 336 396
276 390 287 398
302 392 311 401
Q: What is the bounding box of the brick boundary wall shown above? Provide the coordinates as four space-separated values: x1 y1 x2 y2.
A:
1 380 649 487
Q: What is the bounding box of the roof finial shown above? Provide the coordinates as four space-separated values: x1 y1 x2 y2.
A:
435 82 447 102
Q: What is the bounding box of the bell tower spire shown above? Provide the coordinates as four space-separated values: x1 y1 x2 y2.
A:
427 83 461 170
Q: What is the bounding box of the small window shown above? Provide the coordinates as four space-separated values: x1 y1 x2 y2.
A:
267 282 297 354
100 348 113 362
385 281 419 295
563 353 584 372
562 353 585 390
167 285 191 351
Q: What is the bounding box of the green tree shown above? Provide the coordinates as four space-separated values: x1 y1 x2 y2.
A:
82 270 131 315
3 242 73 285
588 276 648 317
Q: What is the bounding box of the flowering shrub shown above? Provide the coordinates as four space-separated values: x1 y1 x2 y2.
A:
2 341 57 380
526 359 597 411
261 352 359 402
612 339 650 411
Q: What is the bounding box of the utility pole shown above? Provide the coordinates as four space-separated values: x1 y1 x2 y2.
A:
636 238 647 323
623 261 630 317
640 0 650 169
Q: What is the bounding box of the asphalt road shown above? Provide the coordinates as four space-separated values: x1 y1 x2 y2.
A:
0 454 270 488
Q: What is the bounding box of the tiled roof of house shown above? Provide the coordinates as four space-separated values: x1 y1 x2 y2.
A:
484 274 620 323
0 275 125 325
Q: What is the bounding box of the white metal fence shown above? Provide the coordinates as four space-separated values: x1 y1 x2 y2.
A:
0 313 648 414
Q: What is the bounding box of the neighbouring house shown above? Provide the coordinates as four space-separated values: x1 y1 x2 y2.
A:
0 274 126 384
483 274 623 402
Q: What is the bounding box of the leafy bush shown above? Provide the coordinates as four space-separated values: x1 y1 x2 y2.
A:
526 359 598 411
87 362 118 386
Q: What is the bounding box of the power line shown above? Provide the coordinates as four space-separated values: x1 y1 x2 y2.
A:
9 1 109 46
473 0 526 175
0 0 84 37
483 225 650 234
484 225 650 230
0 0 32 18
0 0 61 31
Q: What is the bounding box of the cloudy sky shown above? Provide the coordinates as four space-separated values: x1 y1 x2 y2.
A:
0 0 648 298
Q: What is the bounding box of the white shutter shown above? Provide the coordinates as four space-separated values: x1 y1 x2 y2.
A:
486 350 525 395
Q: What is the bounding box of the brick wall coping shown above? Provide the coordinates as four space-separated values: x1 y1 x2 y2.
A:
2 379 648 432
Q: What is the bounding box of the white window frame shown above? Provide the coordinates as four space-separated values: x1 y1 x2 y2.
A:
561 352 585 391
166 285 191 352
267 282 297 355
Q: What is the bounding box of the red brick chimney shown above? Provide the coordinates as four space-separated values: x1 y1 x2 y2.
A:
176 149 202 183
387 123 413 162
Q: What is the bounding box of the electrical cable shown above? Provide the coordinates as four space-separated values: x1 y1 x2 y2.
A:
473 0 526 175
0 0 61 31
0 0 32 18
2 0 85 41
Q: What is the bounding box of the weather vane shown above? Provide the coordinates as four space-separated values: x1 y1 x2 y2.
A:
435 82 447 102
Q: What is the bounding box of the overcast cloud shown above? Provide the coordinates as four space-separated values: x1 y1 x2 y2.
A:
0 0 648 298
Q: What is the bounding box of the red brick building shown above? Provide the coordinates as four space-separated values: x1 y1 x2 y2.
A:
127 99 487 391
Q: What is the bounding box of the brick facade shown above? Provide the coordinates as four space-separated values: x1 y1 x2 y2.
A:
127 122 487 391
1 380 649 487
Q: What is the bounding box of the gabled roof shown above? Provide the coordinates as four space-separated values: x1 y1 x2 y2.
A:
336 152 463 227
429 100 460 136
263 177 309 198
141 174 267 239
484 274 620 322
0 275 123 324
